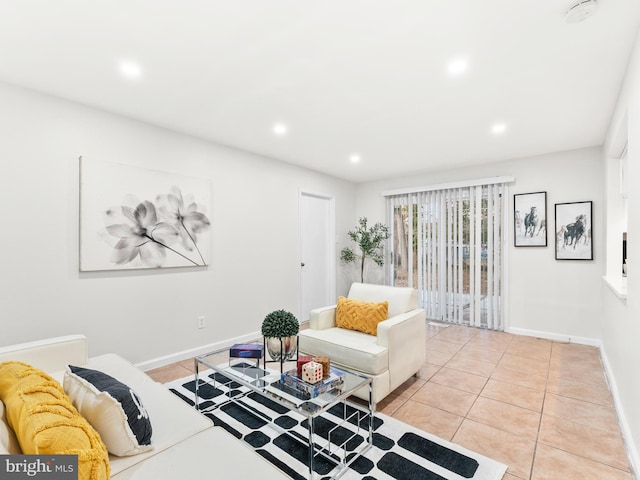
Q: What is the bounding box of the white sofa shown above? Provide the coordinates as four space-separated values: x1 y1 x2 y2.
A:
298 283 426 404
0 335 288 479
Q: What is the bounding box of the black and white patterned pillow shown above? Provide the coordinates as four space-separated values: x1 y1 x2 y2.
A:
64 365 152 456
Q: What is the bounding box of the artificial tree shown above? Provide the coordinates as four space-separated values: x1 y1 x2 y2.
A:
340 217 390 283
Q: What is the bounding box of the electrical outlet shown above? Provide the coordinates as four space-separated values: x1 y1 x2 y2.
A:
197 316 206 329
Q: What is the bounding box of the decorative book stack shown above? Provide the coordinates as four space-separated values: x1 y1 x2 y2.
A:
280 367 345 399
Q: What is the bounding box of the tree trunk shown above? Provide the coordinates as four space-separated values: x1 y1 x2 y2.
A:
360 255 365 283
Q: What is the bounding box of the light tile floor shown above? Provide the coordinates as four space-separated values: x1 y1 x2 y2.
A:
146 323 636 480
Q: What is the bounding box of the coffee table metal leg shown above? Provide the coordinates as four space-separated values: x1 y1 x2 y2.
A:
308 416 315 479
368 382 374 446
194 358 200 410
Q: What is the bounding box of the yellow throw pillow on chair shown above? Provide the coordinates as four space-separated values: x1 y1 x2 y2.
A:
335 296 389 335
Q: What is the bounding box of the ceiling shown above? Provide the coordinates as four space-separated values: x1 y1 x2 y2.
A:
0 1 638 183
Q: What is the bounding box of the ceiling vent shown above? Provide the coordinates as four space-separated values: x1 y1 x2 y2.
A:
565 0 599 24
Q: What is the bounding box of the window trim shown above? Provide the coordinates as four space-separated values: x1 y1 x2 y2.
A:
382 176 514 197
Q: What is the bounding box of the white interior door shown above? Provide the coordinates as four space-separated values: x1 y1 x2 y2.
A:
299 191 335 322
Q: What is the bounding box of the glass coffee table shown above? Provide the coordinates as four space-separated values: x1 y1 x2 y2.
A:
194 344 374 480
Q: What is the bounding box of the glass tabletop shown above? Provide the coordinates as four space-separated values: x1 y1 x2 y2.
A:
195 344 372 417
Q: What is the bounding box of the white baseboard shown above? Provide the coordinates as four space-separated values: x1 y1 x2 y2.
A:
600 346 640 477
136 330 262 371
506 327 601 347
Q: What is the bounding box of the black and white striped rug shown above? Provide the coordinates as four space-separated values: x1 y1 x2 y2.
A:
166 370 507 480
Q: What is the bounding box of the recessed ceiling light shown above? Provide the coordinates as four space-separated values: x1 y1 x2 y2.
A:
119 61 142 79
349 154 361 163
447 58 468 75
273 123 288 136
491 123 507 134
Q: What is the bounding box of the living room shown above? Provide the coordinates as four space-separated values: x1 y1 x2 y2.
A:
1 2 640 479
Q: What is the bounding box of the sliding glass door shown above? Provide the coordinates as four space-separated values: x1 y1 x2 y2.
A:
387 182 507 330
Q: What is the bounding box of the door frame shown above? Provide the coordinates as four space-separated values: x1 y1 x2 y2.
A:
298 189 336 322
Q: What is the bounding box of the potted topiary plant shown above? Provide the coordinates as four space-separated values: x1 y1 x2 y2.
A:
261 309 299 363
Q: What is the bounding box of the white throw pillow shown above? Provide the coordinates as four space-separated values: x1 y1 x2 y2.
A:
64 365 153 457
0 399 21 454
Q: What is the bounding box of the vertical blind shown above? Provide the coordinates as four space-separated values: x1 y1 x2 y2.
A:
385 180 509 330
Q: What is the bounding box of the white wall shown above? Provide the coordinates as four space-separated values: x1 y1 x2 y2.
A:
602 27 640 470
355 146 604 341
0 82 356 364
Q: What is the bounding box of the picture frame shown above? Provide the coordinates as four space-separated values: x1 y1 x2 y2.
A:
514 192 547 247
555 201 593 260
79 157 212 271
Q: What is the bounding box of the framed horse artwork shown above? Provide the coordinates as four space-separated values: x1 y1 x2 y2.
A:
555 201 593 260
514 192 547 247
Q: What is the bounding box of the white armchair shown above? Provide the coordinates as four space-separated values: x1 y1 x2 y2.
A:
298 283 426 404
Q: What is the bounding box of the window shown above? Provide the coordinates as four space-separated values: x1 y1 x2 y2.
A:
603 140 629 295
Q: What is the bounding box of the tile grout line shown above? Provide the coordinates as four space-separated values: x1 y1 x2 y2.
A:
448 331 483 443
526 341 553 480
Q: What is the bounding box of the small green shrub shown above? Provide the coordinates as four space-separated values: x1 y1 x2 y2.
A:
261 310 299 338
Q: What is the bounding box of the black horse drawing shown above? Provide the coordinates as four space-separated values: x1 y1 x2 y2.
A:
564 215 586 249
524 207 538 237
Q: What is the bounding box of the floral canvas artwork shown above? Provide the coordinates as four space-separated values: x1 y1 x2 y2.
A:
80 158 211 271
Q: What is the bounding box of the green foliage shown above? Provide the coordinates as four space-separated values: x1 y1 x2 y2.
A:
340 217 390 282
340 247 356 263
261 309 299 338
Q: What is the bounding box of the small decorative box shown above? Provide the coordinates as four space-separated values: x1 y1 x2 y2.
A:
297 355 313 376
301 361 323 384
229 343 264 359
315 356 330 378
